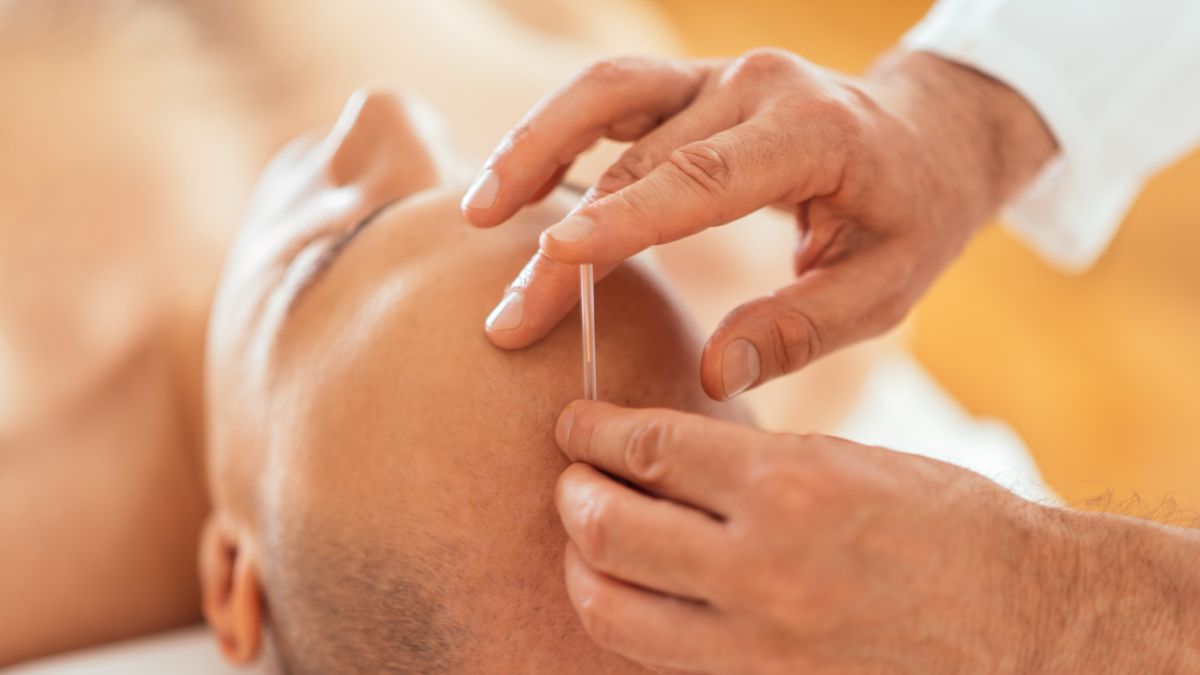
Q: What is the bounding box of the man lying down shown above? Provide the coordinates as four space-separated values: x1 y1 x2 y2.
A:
200 88 750 673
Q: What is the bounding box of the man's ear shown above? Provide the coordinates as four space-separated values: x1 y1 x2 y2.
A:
200 515 264 664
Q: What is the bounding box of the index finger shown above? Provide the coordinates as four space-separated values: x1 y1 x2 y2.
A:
484 249 618 350
461 57 707 228
555 400 770 516
537 111 841 267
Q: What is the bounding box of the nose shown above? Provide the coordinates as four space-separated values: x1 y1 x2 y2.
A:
325 88 447 198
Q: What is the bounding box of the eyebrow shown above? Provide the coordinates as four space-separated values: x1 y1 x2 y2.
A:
285 199 398 315
286 182 587 314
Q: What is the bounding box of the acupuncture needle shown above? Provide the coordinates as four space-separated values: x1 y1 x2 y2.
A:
580 263 598 400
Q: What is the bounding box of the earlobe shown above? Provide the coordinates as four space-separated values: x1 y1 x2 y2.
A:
324 88 449 197
200 516 264 664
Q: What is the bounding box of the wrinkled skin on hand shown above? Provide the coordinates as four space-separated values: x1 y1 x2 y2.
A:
463 49 1056 400
552 400 1070 674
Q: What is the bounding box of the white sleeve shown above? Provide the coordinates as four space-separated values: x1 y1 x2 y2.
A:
903 0 1200 270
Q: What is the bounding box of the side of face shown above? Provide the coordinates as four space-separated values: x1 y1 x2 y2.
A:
200 90 744 673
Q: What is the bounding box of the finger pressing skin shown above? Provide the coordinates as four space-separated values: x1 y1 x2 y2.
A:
484 97 733 348
556 400 759 516
484 250 618 349
462 57 707 228
485 98 737 349
700 244 916 400
563 542 735 673
556 462 728 601
537 117 808 267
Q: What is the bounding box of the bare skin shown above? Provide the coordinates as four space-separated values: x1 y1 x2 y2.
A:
462 49 1058 398
463 45 1200 672
0 6 1061 670
199 89 749 673
201 88 753 667
553 401 1200 673
0 2 731 666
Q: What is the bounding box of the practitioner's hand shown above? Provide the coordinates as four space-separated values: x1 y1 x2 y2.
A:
463 49 1055 399
551 400 1071 674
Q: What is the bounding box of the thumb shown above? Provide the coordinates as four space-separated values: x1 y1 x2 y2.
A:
699 248 916 400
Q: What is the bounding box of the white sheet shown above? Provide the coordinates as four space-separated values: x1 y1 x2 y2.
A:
836 354 1055 504
3 627 257 675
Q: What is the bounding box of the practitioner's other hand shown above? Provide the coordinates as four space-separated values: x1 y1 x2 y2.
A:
552 400 1077 674
463 49 1055 399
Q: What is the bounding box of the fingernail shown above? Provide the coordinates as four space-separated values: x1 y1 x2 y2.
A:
462 168 499 210
545 214 594 243
556 404 575 450
486 291 524 331
721 339 761 399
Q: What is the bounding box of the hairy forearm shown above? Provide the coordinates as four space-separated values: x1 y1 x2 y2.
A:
867 50 1058 234
1036 506 1200 672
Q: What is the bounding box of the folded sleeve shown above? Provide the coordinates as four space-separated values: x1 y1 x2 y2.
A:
903 0 1200 270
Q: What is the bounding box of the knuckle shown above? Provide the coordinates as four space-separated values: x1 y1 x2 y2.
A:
825 99 865 145
595 149 657 196
777 91 864 148
606 112 659 141
756 465 812 516
569 410 599 456
497 120 534 156
623 421 671 486
575 491 615 567
786 431 821 455
605 188 663 249
833 98 866 139
746 448 814 511
668 142 732 198
788 93 852 124
579 56 638 88
766 301 823 374
728 47 797 83
575 586 619 648
753 437 851 518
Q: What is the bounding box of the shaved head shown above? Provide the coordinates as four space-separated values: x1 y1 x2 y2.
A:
201 90 749 673
265 515 464 673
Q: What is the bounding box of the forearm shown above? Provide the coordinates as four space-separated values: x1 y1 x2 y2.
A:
1037 506 1200 672
866 50 1058 235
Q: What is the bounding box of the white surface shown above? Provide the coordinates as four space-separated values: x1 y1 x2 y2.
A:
5 355 1052 674
837 354 1054 504
2 627 256 675
905 0 1200 270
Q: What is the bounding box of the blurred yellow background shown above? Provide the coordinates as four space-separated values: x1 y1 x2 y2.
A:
654 0 1200 511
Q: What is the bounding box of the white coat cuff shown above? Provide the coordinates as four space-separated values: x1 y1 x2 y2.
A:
902 11 1136 271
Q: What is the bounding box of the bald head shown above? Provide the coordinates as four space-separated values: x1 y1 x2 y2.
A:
200 90 748 673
